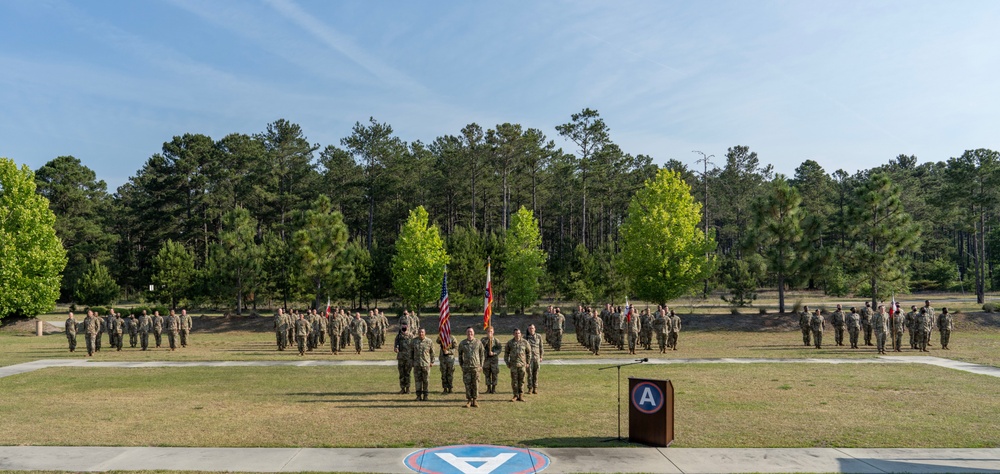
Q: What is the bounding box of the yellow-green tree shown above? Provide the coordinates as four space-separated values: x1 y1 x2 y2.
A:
392 206 449 312
0 158 67 319
618 169 715 305
504 207 547 312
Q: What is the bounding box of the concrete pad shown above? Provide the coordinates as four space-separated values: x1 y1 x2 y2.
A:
97 447 301 472
285 448 414 473
543 447 681 473
0 446 127 471
661 448 883 473
838 448 1000 473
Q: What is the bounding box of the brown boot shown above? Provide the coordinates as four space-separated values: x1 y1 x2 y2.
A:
464 400 471 408
517 395 525 402
471 399 479 408
510 396 517 402
532 389 538 394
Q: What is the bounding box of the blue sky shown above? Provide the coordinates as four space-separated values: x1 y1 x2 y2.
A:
2 0 998 190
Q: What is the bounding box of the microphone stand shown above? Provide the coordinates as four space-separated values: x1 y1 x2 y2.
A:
599 358 648 442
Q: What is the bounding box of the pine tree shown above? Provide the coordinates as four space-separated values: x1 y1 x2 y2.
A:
745 176 805 313
74 262 120 307
151 240 195 310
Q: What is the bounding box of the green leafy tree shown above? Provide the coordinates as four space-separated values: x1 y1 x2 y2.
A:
503 207 548 312
846 173 921 306
618 169 715 305
392 206 449 311
0 158 67 319
745 176 805 313
210 208 264 315
74 262 120 307
294 196 352 309
151 240 196 310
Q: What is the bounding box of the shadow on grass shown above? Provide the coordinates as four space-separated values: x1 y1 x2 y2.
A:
521 437 639 448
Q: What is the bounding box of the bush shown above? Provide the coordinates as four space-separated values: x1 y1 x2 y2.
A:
759 308 768 315
984 303 997 313
89 306 107 315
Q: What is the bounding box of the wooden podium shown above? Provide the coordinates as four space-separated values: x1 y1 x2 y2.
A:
628 377 674 447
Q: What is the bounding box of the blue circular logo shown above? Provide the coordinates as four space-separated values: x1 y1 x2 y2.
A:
631 381 664 414
404 444 550 474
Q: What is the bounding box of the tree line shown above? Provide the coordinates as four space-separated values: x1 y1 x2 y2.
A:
19 108 1000 317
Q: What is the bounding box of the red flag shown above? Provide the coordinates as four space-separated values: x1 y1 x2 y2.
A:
625 297 632 323
439 267 452 347
483 259 494 330
325 298 332 319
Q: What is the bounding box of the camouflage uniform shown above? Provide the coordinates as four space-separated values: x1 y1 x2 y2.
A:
915 309 930 352
328 313 343 354
458 336 485 406
810 311 825 349
668 312 682 350
573 307 585 346
653 311 668 353
937 310 953 349
640 310 654 350
612 310 625 350
308 312 321 351
831 309 846 346
847 310 861 349
394 330 412 393
65 315 77 352
294 316 310 356
83 313 100 356
625 313 641 354
524 329 544 393
798 310 811 346
113 313 125 351
551 310 565 351
96 313 106 351
138 312 152 351
274 311 288 351
437 336 457 394
924 304 936 346
504 336 531 401
872 310 889 354
166 312 181 351
590 313 604 355
481 333 503 393
410 335 435 400
318 312 328 346
905 309 917 349
350 315 368 354
152 312 164 348
179 311 192 347
127 315 139 348
891 309 906 352
860 305 874 346
366 313 379 351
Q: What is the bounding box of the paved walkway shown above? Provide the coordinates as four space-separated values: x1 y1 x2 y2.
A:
1 446 1000 473
3 355 1000 379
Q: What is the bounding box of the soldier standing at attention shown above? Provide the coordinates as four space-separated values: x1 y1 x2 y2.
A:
831 304 846 346
653 308 668 353
590 309 604 355
915 308 930 352
905 305 918 349
891 303 905 352
810 309 825 349
668 310 682 350
340 310 351 350
574 305 585 346
179 309 192 348
328 311 343 355
83 310 100 356
152 310 164 348
126 313 138 348
798 306 811 346
640 309 654 350
410 328 435 401
350 312 368 355
625 309 641 355
846 307 861 349
138 310 152 351
65 312 78 353
112 311 125 351
524 324 544 394
861 302 874 346
94 310 105 352
504 328 531 402
366 310 379 352
393 324 412 394
923 300 936 346
481 326 502 394
288 310 296 348
937 307 953 350
294 312 310 356
458 327 485 408
437 332 457 394
274 309 288 351
166 310 181 351
552 308 565 351
872 305 889 355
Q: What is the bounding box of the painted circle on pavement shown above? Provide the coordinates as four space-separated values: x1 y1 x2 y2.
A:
631 381 664 414
404 444 550 474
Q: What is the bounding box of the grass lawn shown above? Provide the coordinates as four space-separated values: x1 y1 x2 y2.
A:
1 363 998 449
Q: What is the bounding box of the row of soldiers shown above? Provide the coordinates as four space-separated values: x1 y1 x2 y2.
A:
273 308 391 355
572 305 682 355
64 308 193 356
798 300 954 353
393 324 544 406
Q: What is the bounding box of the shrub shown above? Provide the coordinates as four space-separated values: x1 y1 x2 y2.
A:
984 303 997 313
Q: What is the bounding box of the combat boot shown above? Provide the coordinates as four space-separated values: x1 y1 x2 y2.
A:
517 395 525 402
510 396 517 402
464 400 471 408
471 399 479 408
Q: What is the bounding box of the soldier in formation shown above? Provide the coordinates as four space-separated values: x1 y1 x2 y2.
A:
588 308 604 355
937 307 953 350
891 303 906 352
860 302 874 346
831 304 846 346
138 310 152 351
481 326 502 394
152 310 164 348
625 309 641 354
437 332 457 394
504 328 531 402
294 312 310 356
328 309 346 355
166 310 181 351
84 310 100 356
95 310 105 352
410 328 434 401
653 307 668 353
923 300 936 346
111 310 124 351
573 305 586 347
846 307 861 349
179 309 193 347
872 305 889 355
668 309 682 350
394 323 412 393
458 327 484 408
65 312 77 352
126 313 138 348
524 324 543 394
809 308 824 349
274 309 288 351
350 312 367 355
798 306 811 346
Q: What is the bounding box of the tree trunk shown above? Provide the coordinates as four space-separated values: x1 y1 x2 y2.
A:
778 274 786 314
367 194 375 250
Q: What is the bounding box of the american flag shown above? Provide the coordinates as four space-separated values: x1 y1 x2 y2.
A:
625 297 632 322
438 266 452 347
483 259 494 330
